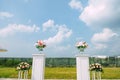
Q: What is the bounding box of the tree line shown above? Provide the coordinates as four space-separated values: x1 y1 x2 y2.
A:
0 57 120 67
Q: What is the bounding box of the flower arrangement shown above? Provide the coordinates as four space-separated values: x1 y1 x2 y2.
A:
34 40 46 51
75 41 88 52
90 63 103 72
16 62 30 71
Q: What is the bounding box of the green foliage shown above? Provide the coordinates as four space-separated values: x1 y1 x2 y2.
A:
0 57 120 67
46 58 76 67
0 58 32 67
5 59 13 67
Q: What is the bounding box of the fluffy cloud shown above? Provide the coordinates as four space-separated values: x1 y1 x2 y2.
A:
79 0 120 28
91 28 118 49
73 0 120 55
44 25 72 45
42 19 54 31
0 24 40 37
0 12 13 19
69 0 83 11
43 20 72 46
91 28 118 43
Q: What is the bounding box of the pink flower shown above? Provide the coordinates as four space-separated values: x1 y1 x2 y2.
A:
38 40 44 46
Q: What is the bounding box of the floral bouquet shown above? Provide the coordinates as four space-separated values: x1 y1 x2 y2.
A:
34 40 46 51
75 41 88 52
90 63 103 72
16 62 30 71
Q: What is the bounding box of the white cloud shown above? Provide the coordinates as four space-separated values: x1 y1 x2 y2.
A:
76 0 120 55
42 19 54 31
79 0 120 28
91 28 118 49
91 28 118 43
42 20 72 46
93 43 107 49
69 0 83 11
0 24 40 37
0 12 14 19
44 25 72 46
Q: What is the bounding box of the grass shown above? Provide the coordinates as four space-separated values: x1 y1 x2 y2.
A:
0 67 120 79
0 67 18 78
101 67 120 79
45 67 76 79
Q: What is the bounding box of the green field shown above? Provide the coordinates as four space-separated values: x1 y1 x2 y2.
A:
0 67 120 79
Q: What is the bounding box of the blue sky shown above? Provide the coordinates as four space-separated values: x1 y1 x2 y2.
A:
0 0 120 57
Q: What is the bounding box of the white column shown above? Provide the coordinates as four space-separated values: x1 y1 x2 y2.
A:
76 54 90 80
32 54 45 80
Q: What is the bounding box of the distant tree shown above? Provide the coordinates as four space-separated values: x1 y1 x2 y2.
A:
5 58 13 67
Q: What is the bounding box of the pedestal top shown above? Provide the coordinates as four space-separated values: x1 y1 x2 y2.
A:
76 54 89 57
32 53 45 56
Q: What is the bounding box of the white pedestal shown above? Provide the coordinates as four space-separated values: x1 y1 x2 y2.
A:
76 54 90 80
32 54 45 80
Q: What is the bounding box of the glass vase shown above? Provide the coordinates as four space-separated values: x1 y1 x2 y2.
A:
96 71 101 80
18 70 28 80
92 71 95 80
